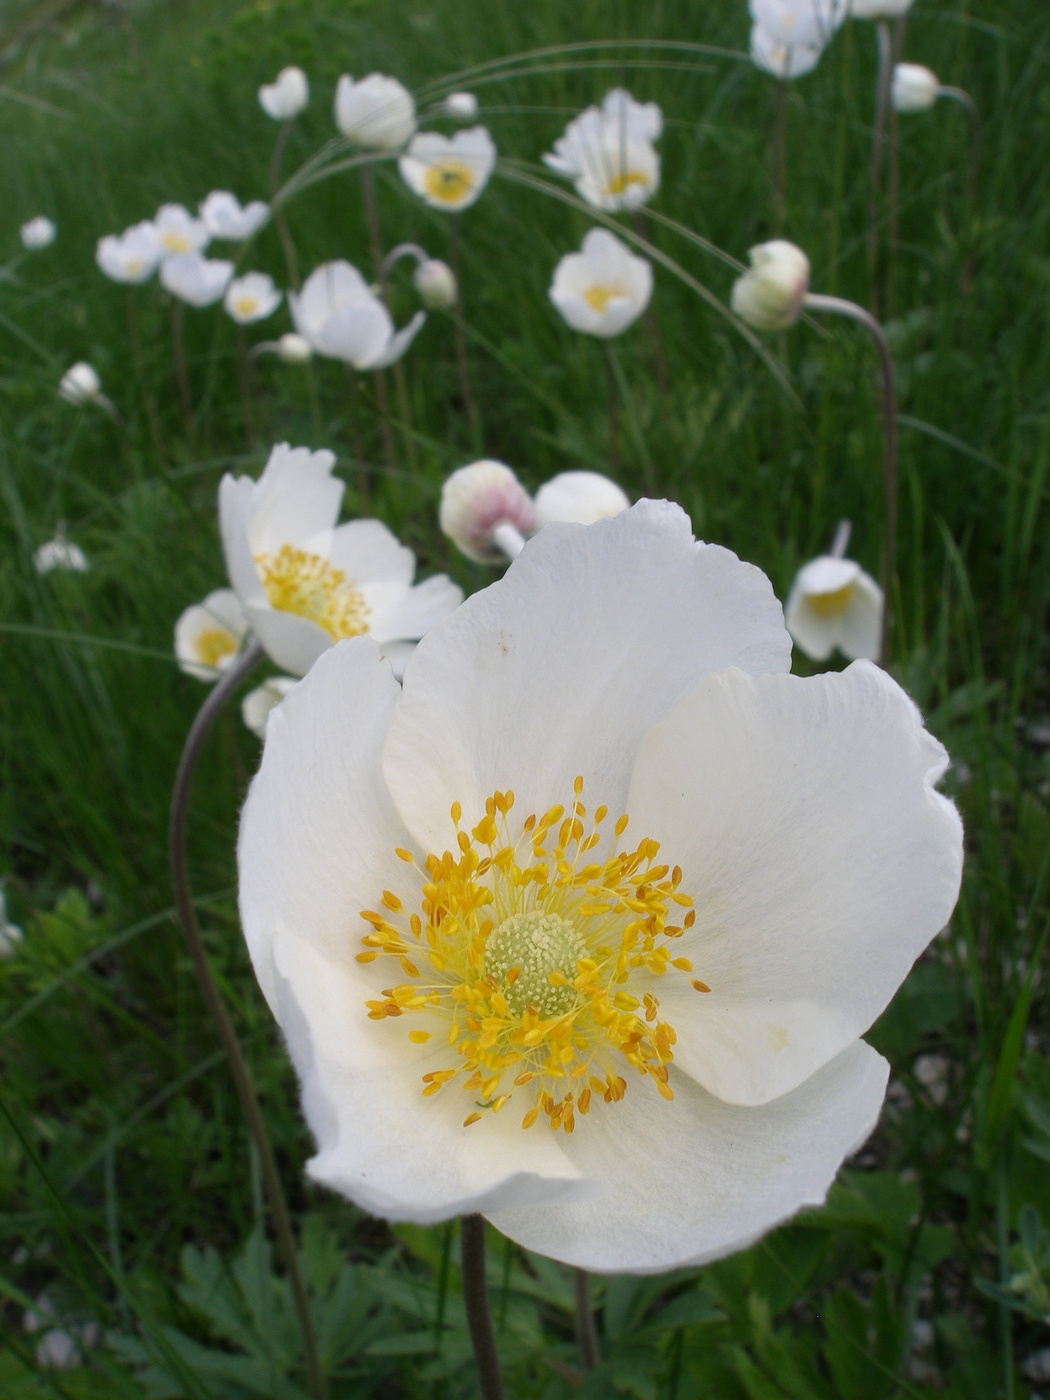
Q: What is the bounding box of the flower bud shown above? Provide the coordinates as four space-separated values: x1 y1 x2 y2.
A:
730 240 810 332
277 332 314 363
891 63 940 114
533 471 630 527
444 91 479 120
20 216 56 250
259 66 309 121
439 461 537 564
412 258 458 310
58 362 101 405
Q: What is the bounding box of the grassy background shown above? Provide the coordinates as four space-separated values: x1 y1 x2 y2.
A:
1 0 1049 1395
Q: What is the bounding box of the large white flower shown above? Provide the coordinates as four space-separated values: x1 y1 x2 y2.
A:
96 221 162 284
289 261 425 369
174 588 249 681
152 203 210 257
785 555 883 662
398 128 496 212
199 191 270 241
334 73 417 150
549 228 653 339
237 501 963 1273
161 252 235 308
220 442 463 678
543 88 662 212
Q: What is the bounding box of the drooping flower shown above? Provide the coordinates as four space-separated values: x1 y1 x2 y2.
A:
439 460 537 563
224 272 282 325
289 261 425 369
219 442 463 678
237 500 963 1272
549 228 653 339
58 362 101 407
399 128 496 212
444 91 479 121
199 191 271 241
749 23 825 79
242 675 297 738
750 0 846 48
160 252 235 308
174 589 249 681
892 63 940 113
784 554 883 662
413 258 458 310
533 471 630 527
334 73 417 150
96 221 163 284
152 203 210 257
259 66 309 121
543 89 662 212
731 240 811 330
34 532 89 574
20 216 56 250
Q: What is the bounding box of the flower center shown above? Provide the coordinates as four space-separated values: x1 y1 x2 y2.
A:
808 582 855 618
423 161 476 203
254 544 371 640
161 232 192 253
126 258 144 276
606 169 650 196
359 780 709 1133
234 296 260 317
196 628 237 668
582 282 627 314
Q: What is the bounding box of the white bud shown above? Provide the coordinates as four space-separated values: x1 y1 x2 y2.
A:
277 333 314 363
412 258 458 310
730 240 810 332
334 73 416 150
20 216 56 250
892 63 940 114
444 91 479 120
259 66 309 121
58 362 101 405
533 471 630 527
850 0 914 16
439 461 537 564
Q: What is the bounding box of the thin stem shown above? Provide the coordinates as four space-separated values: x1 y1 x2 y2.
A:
344 367 371 506
460 1216 504 1400
236 326 257 450
573 1268 601 1372
380 241 428 280
830 518 852 559
170 300 195 445
803 293 897 664
168 642 326 1400
770 76 788 227
127 286 165 461
492 520 526 559
359 164 401 477
448 215 482 451
867 18 893 309
603 342 619 473
940 86 981 220
606 342 656 494
631 211 668 394
270 122 299 289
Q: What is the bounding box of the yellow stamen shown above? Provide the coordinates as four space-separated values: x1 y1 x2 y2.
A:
254 544 371 640
583 283 627 314
807 582 855 618
161 233 192 253
195 628 237 669
422 161 476 204
234 297 259 317
605 170 650 197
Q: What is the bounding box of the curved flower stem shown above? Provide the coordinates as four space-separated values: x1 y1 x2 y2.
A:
573 1268 601 1371
802 294 896 664
867 18 893 310
270 121 300 289
460 1215 505 1400
169 642 326 1400
830 518 852 560
449 215 482 453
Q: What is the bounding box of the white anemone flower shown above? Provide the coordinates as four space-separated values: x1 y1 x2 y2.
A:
259 66 309 121
543 89 662 212
220 442 463 678
152 203 210 257
444 91 479 121
731 240 811 330
289 261 425 369
237 500 963 1272
534 471 630 527
439 461 538 564
58 362 101 406
96 221 162 284
34 532 89 574
161 252 235 308
224 272 282 325
549 229 653 339
784 555 883 662
399 128 496 212
750 24 825 79
242 676 297 738
750 0 846 47
200 191 270 241
20 216 56 250
174 589 249 681
892 63 941 113
334 73 417 150
850 0 914 17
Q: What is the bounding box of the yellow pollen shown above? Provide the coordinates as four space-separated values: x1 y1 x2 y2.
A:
422 161 476 204
807 582 855 618
254 544 371 640
606 169 650 196
583 283 627 314
358 779 707 1133
161 233 192 252
234 296 259 317
195 628 237 669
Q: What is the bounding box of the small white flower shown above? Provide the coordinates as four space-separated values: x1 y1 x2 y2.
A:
784 555 883 662
290 261 425 369
439 460 537 563
549 228 653 339
543 89 662 212
277 332 313 363
58 362 101 406
731 240 811 331
259 66 309 121
34 534 90 573
200 191 271 241
161 252 235 308
174 589 249 681
444 91 479 121
220 442 463 678
96 221 163 284
750 0 846 47
850 0 914 17
0 888 23 959
399 127 496 212
224 272 282 325
152 203 210 257
534 471 630 527
750 24 825 79
20 216 56 250
413 258 458 310
334 73 417 150
892 63 940 113
242 676 298 738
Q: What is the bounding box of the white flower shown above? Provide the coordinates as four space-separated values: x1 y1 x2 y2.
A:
892 63 940 113
289 261 425 369
219 442 463 678
242 676 298 738
277 332 313 363
34 534 89 573
543 89 662 212
549 229 653 339
224 272 283 325
334 73 416 150
236 500 963 1272
439 461 537 563
785 555 883 662
259 66 309 121
200 191 271 241
534 471 630 527
58 362 101 406
731 240 811 331
96 221 163 284
20 216 56 250
444 91 479 121
174 589 249 681
750 24 824 79
413 258 458 310
161 252 235 308
750 0 846 47
0 888 23 959
850 0 914 17
152 203 210 257
399 128 496 212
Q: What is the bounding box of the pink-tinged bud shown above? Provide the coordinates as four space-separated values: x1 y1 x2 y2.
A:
439 460 537 563
730 240 810 332
413 258 458 310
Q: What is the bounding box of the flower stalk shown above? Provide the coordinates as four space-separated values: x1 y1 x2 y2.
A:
170 300 195 444
573 1268 601 1372
126 286 166 461
867 18 893 308
358 164 401 477
269 121 300 289
448 215 482 452
460 1215 505 1400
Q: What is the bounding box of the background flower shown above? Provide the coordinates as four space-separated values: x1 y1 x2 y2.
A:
784 554 883 661
96 221 162 283
152 203 210 256
439 460 537 562
549 228 653 338
750 23 825 78
543 88 662 211
334 73 416 149
892 63 941 113
731 240 811 330
58 362 101 406
224 272 282 325
160 252 235 307
399 128 496 211
174 589 248 681
259 66 309 121
20 216 56 250
242 676 297 738
199 191 270 241
533 470 630 526
289 261 425 368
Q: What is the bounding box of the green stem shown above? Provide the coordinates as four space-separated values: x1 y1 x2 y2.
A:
270 121 300 289
573 1268 600 1372
460 1216 504 1400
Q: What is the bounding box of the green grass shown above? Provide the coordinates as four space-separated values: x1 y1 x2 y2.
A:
1 0 1049 1395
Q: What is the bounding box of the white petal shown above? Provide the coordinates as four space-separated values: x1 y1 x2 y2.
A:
219 475 268 605
370 574 464 644
624 662 963 1105
314 299 394 367
487 1040 888 1272
244 443 343 557
360 310 427 369
836 570 883 662
245 603 332 677
327 518 416 588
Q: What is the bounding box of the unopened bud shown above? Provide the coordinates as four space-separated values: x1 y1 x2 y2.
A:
891 63 940 114
413 258 458 310
58 362 101 405
444 91 479 121
730 240 810 332
439 460 537 564
533 471 630 527
277 333 313 363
